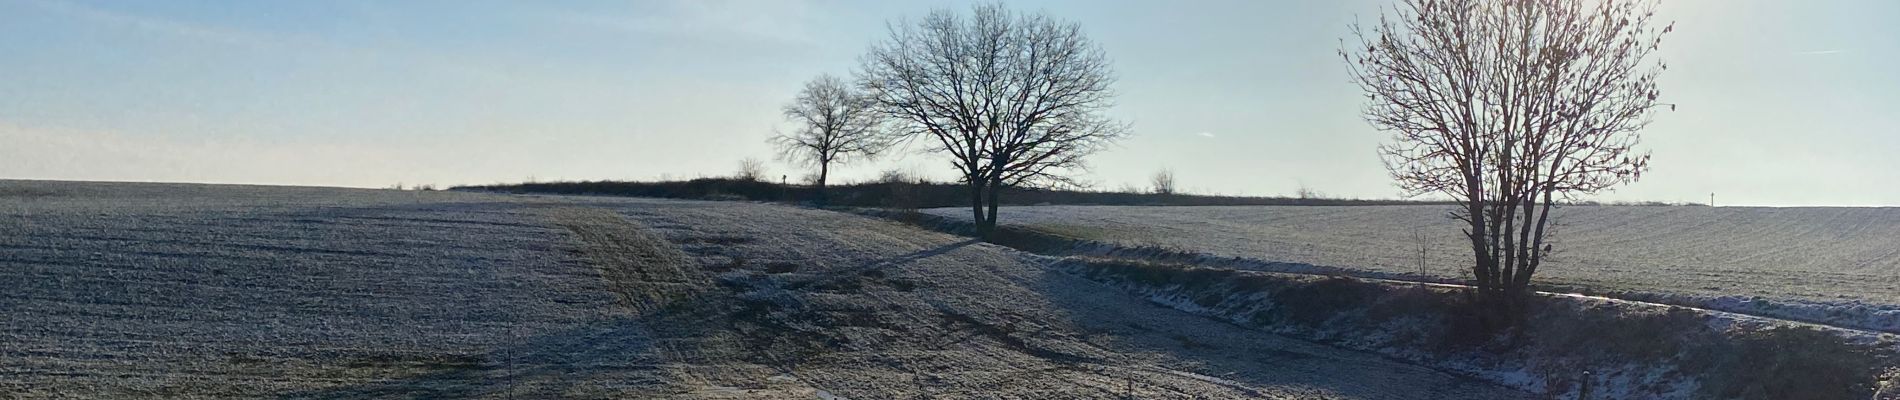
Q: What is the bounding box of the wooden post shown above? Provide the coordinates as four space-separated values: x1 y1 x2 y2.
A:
1579 370 1592 400
1414 227 1427 278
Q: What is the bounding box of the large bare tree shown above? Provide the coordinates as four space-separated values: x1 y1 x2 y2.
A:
771 74 888 203
859 3 1127 235
1343 0 1672 325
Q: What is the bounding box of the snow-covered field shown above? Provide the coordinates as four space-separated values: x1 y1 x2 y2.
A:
1 181 1528 398
924 205 1900 308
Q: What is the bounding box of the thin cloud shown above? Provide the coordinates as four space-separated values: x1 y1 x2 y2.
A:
22 0 274 49
26 0 561 93
1794 49 1846 55
1196 132 1217 138
548 0 820 45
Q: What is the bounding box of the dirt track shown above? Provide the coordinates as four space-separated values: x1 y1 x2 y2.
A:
1 181 1528 398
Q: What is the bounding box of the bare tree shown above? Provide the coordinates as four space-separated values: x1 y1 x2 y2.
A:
859 3 1127 236
1151 169 1176 195
1343 0 1672 325
771 74 888 203
735 157 767 182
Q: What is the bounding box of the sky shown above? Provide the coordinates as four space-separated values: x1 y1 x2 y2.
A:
0 0 1895 206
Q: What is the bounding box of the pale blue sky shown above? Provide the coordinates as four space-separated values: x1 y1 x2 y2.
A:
1 0 1895 205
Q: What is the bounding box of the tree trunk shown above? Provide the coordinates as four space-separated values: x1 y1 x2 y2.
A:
969 180 989 237
815 162 830 206
984 178 1002 235
1465 201 1493 290
1465 196 1518 330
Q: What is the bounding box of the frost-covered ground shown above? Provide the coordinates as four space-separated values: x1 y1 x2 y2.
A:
1 181 1528 398
924 205 1900 309
1 181 631 397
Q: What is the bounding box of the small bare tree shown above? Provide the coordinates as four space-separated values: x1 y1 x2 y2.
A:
1343 0 1672 325
859 3 1127 235
771 74 888 203
1295 184 1324 200
735 157 767 182
1151 169 1176 195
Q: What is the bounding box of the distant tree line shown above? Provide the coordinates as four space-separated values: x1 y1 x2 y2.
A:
454 178 1463 209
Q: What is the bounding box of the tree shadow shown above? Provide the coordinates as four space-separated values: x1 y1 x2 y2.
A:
275 238 989 399
275 315 666 399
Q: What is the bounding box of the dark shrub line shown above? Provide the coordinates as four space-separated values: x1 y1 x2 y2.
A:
457 178 1707 208
455 178 1456 208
